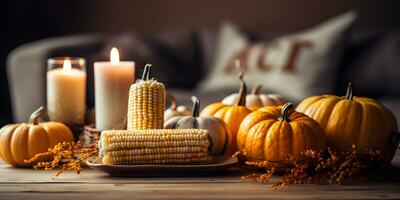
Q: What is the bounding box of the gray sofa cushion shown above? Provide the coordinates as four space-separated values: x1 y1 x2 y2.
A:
338 31 400 97
380 98 400 127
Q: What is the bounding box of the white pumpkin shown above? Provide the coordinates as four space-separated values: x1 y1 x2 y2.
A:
164 96 233 155
164 92 191 121
222 84 287 110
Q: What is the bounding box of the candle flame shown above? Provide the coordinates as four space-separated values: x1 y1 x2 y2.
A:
63 59 72 73
110 47 120 65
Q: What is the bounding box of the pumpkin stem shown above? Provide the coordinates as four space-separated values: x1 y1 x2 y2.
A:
251 84 262 95
141 64 152 80
279 103 293 122
166 92 177 110
234 71 247 106
345 82 354 100
191 96 200 117
29 106 46 125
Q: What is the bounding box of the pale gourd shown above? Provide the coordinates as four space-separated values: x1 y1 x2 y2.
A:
164 92 191 121
222 84 287 111
165 96 233 155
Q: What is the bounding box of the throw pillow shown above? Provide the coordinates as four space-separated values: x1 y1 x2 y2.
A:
198 11 357 101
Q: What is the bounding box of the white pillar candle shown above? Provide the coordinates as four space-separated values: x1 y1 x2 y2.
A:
47 58 86 125
94 47 135 130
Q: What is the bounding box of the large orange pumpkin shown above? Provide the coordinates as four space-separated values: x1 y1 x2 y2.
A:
0 107 74 167
296 83 399 161
200 72 252 152
237 103 327 161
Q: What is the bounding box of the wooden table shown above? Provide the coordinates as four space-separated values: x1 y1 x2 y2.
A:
1 149 400 200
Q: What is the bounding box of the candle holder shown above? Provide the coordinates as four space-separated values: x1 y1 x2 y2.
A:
47 57 87 127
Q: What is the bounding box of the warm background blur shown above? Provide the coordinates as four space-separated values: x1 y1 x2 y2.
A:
1 0 400 126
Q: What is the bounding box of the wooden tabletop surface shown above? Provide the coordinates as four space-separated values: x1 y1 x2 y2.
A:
1 149 400 200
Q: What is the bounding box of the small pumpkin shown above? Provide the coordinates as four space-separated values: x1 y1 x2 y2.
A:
237 103 327 161
296 82 399 161
200 72 252 152
0 107 74 167
164 92 191 121
164 96 233 155
222 84 288 111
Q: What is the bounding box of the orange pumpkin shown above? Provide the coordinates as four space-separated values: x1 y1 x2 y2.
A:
296 83 399 161
237 103 327 161
0 107 74 167
200 72 252 152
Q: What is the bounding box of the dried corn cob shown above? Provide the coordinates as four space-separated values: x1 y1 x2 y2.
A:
100 129 212 165
103 155 211 165
106 146 209 156
127 64 166 130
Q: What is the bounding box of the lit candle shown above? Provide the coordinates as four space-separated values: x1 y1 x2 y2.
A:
47 57 87 125
94 47 135 130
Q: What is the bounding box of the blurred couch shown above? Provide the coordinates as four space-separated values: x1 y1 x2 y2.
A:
7 25 400 125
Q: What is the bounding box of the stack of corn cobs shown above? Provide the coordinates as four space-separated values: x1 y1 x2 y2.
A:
99 64 212 165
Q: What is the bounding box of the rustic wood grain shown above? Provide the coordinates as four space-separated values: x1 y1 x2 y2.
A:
1 183 400 200
0 148 399 200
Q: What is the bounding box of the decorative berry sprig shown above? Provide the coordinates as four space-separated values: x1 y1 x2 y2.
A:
25 141 99 177
238 145 400 189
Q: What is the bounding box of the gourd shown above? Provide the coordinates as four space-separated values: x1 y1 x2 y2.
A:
237 103 326 161
200 72 252 152
164 92 191 122
0 107 74 167
165 96 233 155
222 84 288 111
296 83 399 161
127 64 166 130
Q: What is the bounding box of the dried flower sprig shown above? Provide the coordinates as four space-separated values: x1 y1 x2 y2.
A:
239 145 400 189
24 141 99 177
